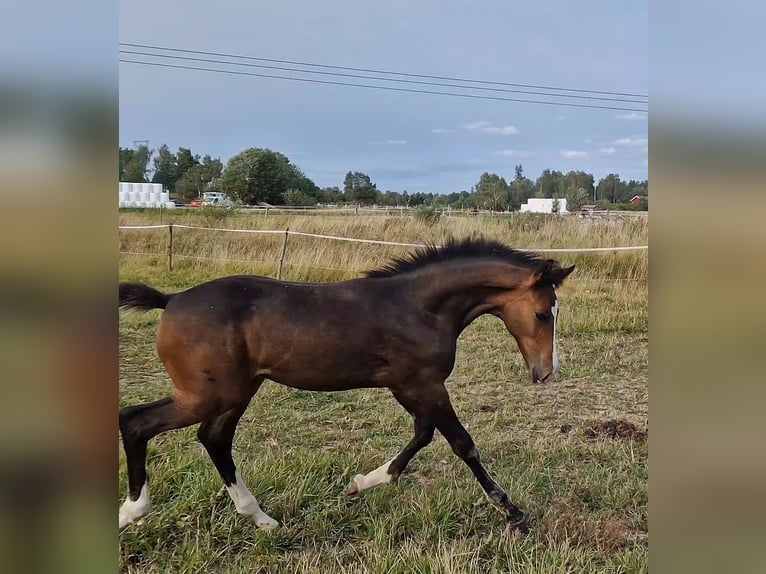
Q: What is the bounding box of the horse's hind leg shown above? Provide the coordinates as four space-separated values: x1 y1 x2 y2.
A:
419 382 527 529
197 384 278 530
347 390 435 495
118 396 201 528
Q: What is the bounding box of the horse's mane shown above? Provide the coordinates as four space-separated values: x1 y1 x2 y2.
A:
364 236 546 278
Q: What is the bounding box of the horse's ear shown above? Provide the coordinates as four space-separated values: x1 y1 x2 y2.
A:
549 264 576 287
530 259 557 286
531 261 575 287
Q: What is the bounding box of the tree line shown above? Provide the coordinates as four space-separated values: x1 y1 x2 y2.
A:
119 144 648 210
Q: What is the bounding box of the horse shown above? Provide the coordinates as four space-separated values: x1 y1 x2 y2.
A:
118 237 574 531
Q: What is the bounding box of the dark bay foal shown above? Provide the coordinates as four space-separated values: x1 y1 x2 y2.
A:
118 237 574 531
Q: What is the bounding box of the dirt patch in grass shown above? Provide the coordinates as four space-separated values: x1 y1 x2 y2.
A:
582 419 647 442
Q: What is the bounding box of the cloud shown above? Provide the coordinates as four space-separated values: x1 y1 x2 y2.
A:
483 125 520 135
615 112 647 121
561 150 587 159
554 115 566 120
464 121 492 130
385 139 408 145
464 121 520 135
599 147 616 155
496 149 533 158
614 136 648 147
430 128 452 133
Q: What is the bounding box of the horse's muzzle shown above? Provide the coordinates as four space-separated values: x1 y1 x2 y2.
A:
531 369 554 384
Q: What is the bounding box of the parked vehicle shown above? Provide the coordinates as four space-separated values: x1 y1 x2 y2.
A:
201 192 235 207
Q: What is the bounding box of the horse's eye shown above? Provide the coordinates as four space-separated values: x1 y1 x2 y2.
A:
535 311 551 322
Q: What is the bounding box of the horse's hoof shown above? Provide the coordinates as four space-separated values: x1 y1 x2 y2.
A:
254 516 279 531
507 511 529 533
119 500 151 530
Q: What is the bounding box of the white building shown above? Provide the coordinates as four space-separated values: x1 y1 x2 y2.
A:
519 197 568 214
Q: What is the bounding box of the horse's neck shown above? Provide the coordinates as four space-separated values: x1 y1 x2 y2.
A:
408 260 529 331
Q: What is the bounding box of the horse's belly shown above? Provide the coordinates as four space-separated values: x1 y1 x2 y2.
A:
261 353 391 391
270 376 384 392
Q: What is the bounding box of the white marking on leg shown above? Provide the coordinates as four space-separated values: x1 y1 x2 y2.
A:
347 458 396 495
226 470 278 530
551 296 560 375
119 483 151 529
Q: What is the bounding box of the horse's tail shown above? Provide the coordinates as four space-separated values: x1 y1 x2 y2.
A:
119 282 172 311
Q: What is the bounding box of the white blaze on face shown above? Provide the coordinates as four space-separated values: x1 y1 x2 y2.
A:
551 294 559 375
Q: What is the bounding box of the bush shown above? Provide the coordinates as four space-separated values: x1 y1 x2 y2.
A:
198 205 239 224
414 205 442 226
282 189 317 206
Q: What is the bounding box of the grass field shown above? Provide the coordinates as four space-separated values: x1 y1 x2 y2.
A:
119 210 648 573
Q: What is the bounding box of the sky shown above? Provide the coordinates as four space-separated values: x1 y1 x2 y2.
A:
119 1 647 194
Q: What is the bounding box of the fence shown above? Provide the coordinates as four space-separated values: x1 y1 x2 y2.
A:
132 204 649 219
119 224 648 279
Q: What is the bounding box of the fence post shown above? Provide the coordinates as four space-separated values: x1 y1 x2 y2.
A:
264 208 269 222
168 224 173 271
277 228 289 280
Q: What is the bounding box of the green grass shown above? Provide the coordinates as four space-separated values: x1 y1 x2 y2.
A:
119 212 647 573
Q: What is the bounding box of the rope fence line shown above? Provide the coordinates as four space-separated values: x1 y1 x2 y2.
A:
118 224 173 230
119 224 648 253
119 250 647 281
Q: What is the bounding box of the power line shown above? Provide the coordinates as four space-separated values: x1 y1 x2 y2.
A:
119 49 647 105
119 59 649 113
120 42 648 100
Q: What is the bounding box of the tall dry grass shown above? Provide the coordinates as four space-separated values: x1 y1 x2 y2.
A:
119 209 648 284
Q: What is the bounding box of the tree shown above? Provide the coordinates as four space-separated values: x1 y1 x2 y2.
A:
221 148 315 205
474 172 509 210
119 145 151 182
432 194 449 208
200 155 223 186
564 171 595 199
565 187 591 210
295 175 322 202
379 190 404 206
343 171 379 205
151 144 178 191
282 189 316 206
321 186 343 204
175 164 203 201
175 147 200 179
446 190 472 209
596 173 625 204
535 169 565 198
407 192 432 207
509 176 535 210
171 153 223 201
